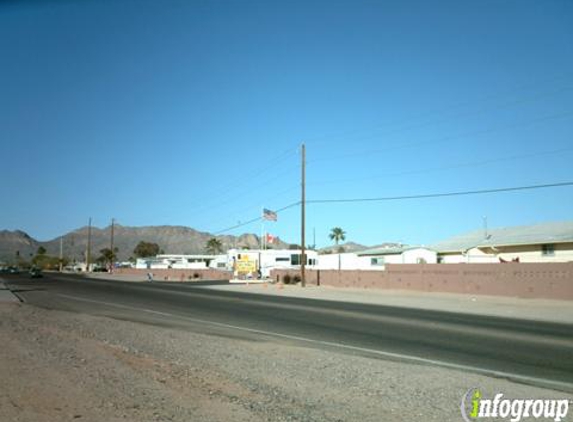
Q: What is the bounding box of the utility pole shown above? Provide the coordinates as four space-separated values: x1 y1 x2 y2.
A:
86 217 92 272
483 215 488 239
301 143 306 287
110 218 115 273
313 227 316 250
59 236 63 272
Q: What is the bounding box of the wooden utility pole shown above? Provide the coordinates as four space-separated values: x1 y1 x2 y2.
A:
110 218 115 273
86 217 92 272
59 236 63 272
301 143 306 287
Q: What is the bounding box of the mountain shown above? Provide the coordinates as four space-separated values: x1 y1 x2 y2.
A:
318 242 369 254
318 241 403 254
0 225 290 263
0 230 40 262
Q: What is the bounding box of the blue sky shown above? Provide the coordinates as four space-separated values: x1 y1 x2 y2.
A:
1 0 572 247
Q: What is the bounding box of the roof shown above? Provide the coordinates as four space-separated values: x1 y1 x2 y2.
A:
431 221 573 253
358 245 434 256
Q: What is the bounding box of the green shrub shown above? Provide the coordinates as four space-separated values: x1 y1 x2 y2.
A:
282 274 292 284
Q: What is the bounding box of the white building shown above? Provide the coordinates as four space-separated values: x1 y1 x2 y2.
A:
226 248 319 278
315 252 375 270
135 254 226 270
134 250 319 278
315 246 436 271
356 246 437 269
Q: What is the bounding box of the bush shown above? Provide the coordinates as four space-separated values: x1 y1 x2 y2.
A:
293 274 301 284
193 272 200 279
282 274 292 285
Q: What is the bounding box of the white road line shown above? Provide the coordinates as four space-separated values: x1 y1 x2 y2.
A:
57 293 573 392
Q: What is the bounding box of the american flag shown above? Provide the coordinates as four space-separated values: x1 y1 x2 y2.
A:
263 208 277 221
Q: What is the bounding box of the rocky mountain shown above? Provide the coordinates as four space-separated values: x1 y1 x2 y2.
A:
0 225 290 263
318 242 369 254
318 241 403 254
0 230 40 262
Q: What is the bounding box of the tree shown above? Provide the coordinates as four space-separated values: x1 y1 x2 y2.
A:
133 241 160 258
329 227 346 246
37 246 47 255
329 227 346 271
205 237 223 255
97 247 118 268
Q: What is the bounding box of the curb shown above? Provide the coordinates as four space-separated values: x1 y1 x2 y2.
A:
0 281 24 303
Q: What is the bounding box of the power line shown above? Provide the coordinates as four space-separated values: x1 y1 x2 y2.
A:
183 146 298 216
307 182 573 204
189 165 300 222
203 185 299 233
309 147 573 187
212 181 573 234
309 110 573 164
304 74 573 147
213 201 300 235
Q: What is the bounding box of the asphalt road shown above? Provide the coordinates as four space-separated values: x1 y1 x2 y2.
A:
4 272 573 392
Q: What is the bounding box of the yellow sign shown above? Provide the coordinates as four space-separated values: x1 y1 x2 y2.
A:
236 259 257 273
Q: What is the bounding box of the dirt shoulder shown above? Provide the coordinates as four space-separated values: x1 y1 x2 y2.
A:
0 303 571 422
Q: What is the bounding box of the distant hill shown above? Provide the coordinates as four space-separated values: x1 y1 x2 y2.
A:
318 242 368 254
318 241 402 254
0 230 40 262
0 225 289 263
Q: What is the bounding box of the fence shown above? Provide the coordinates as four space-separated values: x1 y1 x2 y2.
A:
113 267 232 282
271 263 573 300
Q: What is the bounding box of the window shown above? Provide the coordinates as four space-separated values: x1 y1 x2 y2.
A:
371 257 385 266
275 257 289 262
542 244 555 256
290 254 300 265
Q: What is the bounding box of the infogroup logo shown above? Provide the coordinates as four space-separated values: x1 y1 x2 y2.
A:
461 388 570 422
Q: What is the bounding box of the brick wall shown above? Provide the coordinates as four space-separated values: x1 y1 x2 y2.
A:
114 268 233 282
271 263 573 300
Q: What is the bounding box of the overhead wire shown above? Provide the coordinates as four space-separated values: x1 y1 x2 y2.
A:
309 146 573 186
183 146 299 216
304 73 573 148
213 201 301 235
204 184 300 232
307 181 573 204
212 182 573 235
309 110 573 164
200 75 573 236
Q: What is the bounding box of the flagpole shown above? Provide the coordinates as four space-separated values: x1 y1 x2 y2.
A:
260 207 264 250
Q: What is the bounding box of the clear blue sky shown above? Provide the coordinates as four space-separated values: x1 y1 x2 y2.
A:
1 0 572 247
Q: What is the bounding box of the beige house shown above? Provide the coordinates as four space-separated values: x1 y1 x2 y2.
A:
432 221 573 263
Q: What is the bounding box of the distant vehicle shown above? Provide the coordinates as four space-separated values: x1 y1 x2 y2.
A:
29 268 43 278
8 266 20 274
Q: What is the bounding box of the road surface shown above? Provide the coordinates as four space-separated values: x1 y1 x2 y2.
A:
4 272 573 392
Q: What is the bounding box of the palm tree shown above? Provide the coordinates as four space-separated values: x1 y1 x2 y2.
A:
329 227 346 246
329 227 346 271
205 237 224 255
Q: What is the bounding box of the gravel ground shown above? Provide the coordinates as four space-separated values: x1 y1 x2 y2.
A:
0 303 571 422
